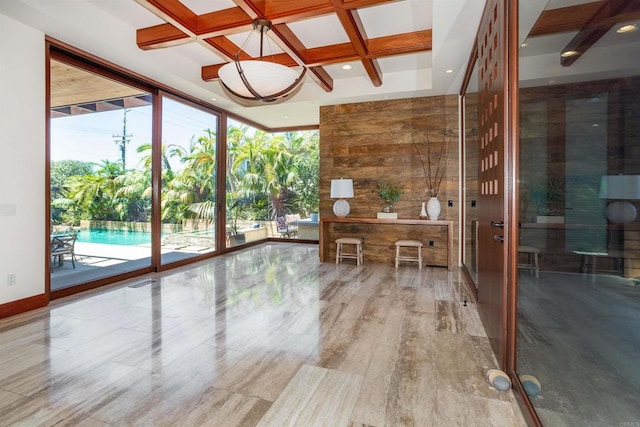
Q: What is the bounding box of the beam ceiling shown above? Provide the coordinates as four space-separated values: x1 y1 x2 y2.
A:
134 0 431 93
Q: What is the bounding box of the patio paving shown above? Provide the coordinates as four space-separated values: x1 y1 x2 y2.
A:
51 242 215 291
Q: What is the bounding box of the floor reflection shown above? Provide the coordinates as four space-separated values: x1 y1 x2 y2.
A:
0 243 525 425
517 271 640 425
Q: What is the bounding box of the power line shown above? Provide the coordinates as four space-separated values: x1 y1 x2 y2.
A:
113 109 132 170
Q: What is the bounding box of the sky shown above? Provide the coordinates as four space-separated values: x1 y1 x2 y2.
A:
50 98 229 171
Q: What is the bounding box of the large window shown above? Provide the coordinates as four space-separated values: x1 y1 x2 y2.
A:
48 48 320 295
50 58 153 291
226 119 319 248
160 97 218 264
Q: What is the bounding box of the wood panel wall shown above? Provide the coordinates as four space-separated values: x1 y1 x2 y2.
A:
519 76 640 276
319 96 459 266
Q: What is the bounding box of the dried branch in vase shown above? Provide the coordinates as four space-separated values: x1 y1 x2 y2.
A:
413 137 449 198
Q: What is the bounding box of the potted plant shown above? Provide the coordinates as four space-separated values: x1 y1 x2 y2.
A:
376 180 403 213
226 196 250 245
527 177 565 223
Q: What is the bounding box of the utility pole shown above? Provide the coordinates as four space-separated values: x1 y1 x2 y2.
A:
113 108 132 171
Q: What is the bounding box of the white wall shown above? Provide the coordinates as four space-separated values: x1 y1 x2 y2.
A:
0 13 46 305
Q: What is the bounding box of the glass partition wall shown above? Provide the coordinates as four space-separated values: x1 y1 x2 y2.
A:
463 61 480 286
515 1 640 424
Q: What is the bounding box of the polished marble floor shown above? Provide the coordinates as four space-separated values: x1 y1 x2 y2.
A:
1 243 526 426
517 270 640 426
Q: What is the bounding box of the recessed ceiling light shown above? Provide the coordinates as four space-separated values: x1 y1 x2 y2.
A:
445 69 453 74
548 80 555 84
284 115 289 119
342 64 352 70
561 50 579 57
592 123 599 127
617 24 637 33
211 97 217 101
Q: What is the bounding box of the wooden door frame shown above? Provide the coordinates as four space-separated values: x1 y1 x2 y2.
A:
504 1 543 425
459 0 542 425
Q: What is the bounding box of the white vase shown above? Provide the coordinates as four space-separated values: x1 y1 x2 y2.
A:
420 202 428 218
427 197 441 220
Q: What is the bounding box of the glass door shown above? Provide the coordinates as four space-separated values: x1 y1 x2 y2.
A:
516 0 640 424
159 96 218 264
50 57 153 291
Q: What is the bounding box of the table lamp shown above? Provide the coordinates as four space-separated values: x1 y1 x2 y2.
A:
599 174 640 223
330 178 354 217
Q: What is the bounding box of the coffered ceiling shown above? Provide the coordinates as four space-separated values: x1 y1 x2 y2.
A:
1 0 638 128
0 0 485 128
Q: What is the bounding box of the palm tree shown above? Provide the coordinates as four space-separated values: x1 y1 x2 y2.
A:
61 160 124 221
162 129 218 227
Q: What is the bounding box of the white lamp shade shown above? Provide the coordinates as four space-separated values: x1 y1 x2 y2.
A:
219 61 301 98
330 179 354 198
599 175 640 199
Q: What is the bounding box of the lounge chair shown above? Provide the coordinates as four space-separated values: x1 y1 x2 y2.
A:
51 230 78 268
275 216 297 238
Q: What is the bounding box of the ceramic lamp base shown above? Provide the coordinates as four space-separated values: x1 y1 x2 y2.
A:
333 199 351 217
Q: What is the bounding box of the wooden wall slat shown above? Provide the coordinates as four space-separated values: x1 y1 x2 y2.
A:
319 96 460 266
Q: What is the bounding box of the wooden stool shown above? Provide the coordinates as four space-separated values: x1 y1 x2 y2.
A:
395 239 423 269
335 237 364 265
518 245 540 278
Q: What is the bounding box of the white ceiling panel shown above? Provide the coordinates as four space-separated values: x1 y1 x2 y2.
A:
287 14 349 48
323 61 368 80
226 30 286 58
181 0 236 15
358 0 431 39
378 52 432 74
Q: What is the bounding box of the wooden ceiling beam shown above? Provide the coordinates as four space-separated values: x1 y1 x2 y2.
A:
137 23 192 50
340 0 400 9
528 2 603 37
270 23 333 92
197 8 254 38
330 1 382 86
202 64 225 82
304 43 359 66
201 29 431 77
561 0 640 66
308 66 334 92
134 0 198 33
235 0 397 24
138 9 253 49
202 37 251 62
232 0 264 19
137 0 429 95
529 1 640 38
367 30 432 57
264 1 336 24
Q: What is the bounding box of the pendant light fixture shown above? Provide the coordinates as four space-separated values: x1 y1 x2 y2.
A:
218 19 307 106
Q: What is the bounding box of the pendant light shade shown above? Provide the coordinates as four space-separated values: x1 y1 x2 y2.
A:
218 19 306 106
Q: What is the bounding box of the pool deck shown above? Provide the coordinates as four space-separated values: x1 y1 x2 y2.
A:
50 221 314 291
51 242 215 291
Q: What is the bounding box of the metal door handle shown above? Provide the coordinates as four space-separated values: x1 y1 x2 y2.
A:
491 221 504 228
494 234 504 243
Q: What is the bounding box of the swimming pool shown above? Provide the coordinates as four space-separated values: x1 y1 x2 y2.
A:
76 229 151 246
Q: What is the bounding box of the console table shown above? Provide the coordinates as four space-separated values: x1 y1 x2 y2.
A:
320 217 453 270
